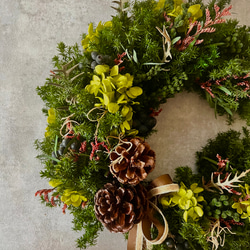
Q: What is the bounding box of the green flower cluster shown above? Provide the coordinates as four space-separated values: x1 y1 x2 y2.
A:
161 182 204 222
85 64 142 133
61 189 87 207
82 21 112 52
232 184 250 222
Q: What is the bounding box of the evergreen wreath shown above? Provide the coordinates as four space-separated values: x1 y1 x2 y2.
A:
35 0 250 249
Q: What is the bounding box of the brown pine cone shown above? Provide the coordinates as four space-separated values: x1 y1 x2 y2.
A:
109 138 155 185
94 182 148 233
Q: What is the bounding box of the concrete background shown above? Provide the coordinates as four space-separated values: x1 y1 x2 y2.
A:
0 0 249 249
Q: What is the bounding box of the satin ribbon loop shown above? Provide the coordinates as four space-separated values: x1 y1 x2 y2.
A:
142 201 168 245
127 174 179 250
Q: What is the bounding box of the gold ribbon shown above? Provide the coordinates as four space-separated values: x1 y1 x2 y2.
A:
127 174 179 250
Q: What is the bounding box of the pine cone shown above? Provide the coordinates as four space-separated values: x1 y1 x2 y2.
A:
109 138 155 185
94 182 148 233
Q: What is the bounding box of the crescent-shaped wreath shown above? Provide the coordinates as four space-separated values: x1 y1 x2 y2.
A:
35 0 250 249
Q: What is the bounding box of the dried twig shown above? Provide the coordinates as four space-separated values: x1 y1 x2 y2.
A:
111 0 130 13
204 169 250 194
207 219 235 250
156 25 172 62
215 169 250 194
53 60 80 78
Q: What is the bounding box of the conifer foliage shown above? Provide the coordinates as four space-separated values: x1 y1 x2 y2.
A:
35 0 250 249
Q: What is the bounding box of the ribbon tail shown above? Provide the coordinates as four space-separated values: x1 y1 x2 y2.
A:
146 241 153 250
127 222 145 250
127 174 179 250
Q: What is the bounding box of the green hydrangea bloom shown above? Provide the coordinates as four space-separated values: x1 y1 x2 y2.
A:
161 182 204 222
61 189 87 207
167 0 183 17
188 4 203 22
49 179 63 188
232 184 250 221
85 65 142 133
81 21 112 52
241 206 250 222
167 1 202 23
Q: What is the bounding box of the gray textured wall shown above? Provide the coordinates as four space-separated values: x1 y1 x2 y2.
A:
0 1 249 250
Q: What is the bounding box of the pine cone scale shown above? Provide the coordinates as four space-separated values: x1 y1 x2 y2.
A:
124 188 134 201
123 202 133 215
130 155 145 167
117 171 127 183
142 155 155 167
127 212 135 224
138 167 147 180
118 213 125 227
117 187 125 196
135 143 146 154
112 160 127 172
126 167 136 179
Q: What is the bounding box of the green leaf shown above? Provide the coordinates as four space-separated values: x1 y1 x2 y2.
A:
108 102 119 113
183 210 188 222
40 154 60 163
95 96 104 104
110 65 119 76
133 50 138 64
189 38 198 47
172 36 181 45
123 120 131 130
117 94 127 104
194 206 204 217
217 86 232 96
126 87 143 99
54 135 58 154
121 105 130 117
103 93 110 106
201 156 219 166
223 106 233 116
125 49 132 61
143 62 166 65
217 98 233 116
117 86 127 94
103 91 115 106
95 65 110 75
102 78 114 92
